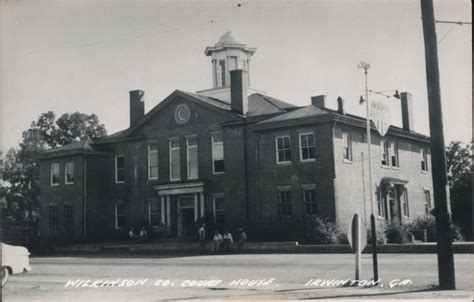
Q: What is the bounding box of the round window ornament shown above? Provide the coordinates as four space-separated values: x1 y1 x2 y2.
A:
174 103 191 124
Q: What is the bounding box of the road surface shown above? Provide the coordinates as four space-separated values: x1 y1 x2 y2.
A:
2 253 473 301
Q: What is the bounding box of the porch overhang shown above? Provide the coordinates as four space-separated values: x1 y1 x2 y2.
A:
154 181 207 196
380 177 409 186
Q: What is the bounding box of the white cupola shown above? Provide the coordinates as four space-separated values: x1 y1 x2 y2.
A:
204 31 256 88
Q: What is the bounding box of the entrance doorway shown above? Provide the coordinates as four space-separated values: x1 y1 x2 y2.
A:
178 195 196 237
180 208 195 237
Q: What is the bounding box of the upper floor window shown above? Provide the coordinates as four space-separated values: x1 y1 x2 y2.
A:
302 185 317 216
115 203 125 229
65 162 74 184
51 163 60 186
49 205 58 229
381 140 390 166
148 143 159 180
278 189 292 217
390 142 399 168
342 132 352 161
299 133 316 161
212 132 225 174
115 156 125 183
63 204 73 231
169 139 181 181
421 148 429 172
276 136 291 164
424 189 431 215
187 136 198 179
213 195 225 225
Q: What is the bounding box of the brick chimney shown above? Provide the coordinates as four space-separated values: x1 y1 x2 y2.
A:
400 92 414 132
337 96 346 115
311 95 326 108
129 90 145 126
230 69 248 115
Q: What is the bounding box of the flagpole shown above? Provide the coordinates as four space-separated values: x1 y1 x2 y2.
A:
358 61 379 281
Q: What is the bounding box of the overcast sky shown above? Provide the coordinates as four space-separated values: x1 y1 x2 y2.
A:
1 0 471 153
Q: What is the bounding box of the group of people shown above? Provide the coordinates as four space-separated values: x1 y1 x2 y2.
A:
128 227 149 243
198 223 247 254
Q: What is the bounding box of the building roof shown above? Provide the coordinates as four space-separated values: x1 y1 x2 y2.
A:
42 137 95 154
256 104 329 123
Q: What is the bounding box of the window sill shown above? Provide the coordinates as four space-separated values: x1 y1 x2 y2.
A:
65 182 74 185
51 183 60 187
343 159 353 164
115 181 125 184
300 159 316 163
276 161 292 166
381 165 390 169
169 179 181 182
212 172 225 175
391 166 400 170
421 170 428 174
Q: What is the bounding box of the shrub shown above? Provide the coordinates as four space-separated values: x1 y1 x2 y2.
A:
367 220 387 244
407 215 464 242
305 216 346 244
384 222 411 244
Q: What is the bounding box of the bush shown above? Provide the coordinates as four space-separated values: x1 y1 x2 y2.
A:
384 222 411 244
407 215 464 242
367 220 387 244
305 216 347 244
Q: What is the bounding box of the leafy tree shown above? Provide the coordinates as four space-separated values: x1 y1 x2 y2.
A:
1 111 106 220
445 141 472 240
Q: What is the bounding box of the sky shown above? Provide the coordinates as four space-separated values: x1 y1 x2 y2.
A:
0 0 471 153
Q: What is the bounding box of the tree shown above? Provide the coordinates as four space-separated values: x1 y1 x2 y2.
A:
1 111 106 220
445 141 472 240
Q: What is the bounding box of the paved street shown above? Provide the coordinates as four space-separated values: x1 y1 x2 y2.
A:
2 253 473 301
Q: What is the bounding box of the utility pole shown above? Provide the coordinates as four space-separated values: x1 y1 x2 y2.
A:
420 0 456 290
357 61 379 281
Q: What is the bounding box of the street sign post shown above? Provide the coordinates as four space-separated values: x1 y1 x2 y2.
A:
348 213 367 280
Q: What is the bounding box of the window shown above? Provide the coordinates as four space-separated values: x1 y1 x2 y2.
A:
376 187 385 218
51 163 60 185
276 136 291 163
169 139 181 180
213 195 225 224
148 200 161 227
49 205 58 229
212 132 225 174
115 156 125 183
64 204 73 231
342 132 352 161
302 186 317 216
299 133 316 161
148 143 159 180
115 203 125 229
390 142 399 168
65 162 74 184
401 189 409 217
219 60 226 86
381 140 389 166
187 136 198 179
421 148 429 172
424 189 431 215
278 190 292 217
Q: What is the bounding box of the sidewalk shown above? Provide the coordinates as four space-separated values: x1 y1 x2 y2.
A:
50 241 474 255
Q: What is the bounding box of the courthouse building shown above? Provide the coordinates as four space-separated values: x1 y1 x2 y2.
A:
38 32 433 241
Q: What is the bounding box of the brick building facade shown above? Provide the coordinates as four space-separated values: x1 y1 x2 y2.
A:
38 32 433 242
